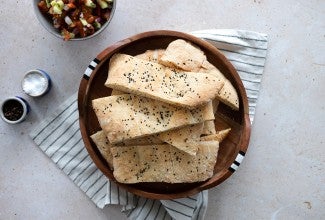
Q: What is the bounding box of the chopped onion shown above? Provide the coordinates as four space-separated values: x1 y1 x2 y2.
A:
64 16 73 25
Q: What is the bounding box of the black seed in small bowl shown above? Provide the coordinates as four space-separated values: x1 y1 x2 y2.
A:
2 99 24 121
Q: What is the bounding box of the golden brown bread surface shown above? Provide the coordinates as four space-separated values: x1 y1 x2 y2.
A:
92 94 215 144
110 140 219 183
105 54 224 109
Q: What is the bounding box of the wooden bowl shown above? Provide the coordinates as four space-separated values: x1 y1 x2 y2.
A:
78 30 251 199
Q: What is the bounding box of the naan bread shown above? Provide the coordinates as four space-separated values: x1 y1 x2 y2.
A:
110 140 219 183
105 54 224 109
92 94 215 144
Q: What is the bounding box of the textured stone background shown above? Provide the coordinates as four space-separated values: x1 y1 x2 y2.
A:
0 0 324 219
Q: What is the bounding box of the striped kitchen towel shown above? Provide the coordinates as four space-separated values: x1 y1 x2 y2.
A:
29 29 267 220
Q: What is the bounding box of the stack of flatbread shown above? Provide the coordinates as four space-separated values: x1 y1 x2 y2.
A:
90 39 238 184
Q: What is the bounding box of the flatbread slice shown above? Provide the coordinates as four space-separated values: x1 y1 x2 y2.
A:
159 39 206 72
157 123 204 156
200 128 231 142
90 130 114 169
172 141 219 182
202 120 217 136
200 61 239 110
105 54 224 109
159 39 239 110
212 99 219 113
110 140 219 183
92 94 215 144
200 60 226 80
90 129 164 170
135 49 165 62
117 134 164 146
216 80 239 110
111 89 125 95
136 48 211 113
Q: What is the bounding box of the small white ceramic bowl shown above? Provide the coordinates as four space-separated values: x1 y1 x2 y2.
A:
0 97 30 124
33 0 117 41
22 69 52 97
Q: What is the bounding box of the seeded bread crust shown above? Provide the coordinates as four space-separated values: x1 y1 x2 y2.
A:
157 123 204 156
105 54 224 109
110 141 219 183
160 39 239 110
199 61 240 110
90 130 164 170
92 94 215 144
90 131 114 170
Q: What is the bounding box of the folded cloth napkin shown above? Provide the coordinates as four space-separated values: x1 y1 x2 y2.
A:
29 29 267 220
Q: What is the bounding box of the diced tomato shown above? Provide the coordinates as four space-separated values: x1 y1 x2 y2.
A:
38 1 48 13
38 0 113 40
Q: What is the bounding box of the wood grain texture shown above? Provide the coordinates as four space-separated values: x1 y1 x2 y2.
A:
78 30 251 199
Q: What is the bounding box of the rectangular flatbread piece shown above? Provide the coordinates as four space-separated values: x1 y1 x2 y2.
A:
92 94 214 144
160 39 239 110
157 123 204 156
90 131 114 170
159 39 206 72
90 130 165 170
105 54 224 109
110 140 219 183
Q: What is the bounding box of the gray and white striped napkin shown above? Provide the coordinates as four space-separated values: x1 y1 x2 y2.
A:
30 29 267 220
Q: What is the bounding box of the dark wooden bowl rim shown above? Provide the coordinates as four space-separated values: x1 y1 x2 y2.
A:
78 30 251 200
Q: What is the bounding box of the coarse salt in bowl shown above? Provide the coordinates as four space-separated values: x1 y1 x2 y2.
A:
22 69 51 97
